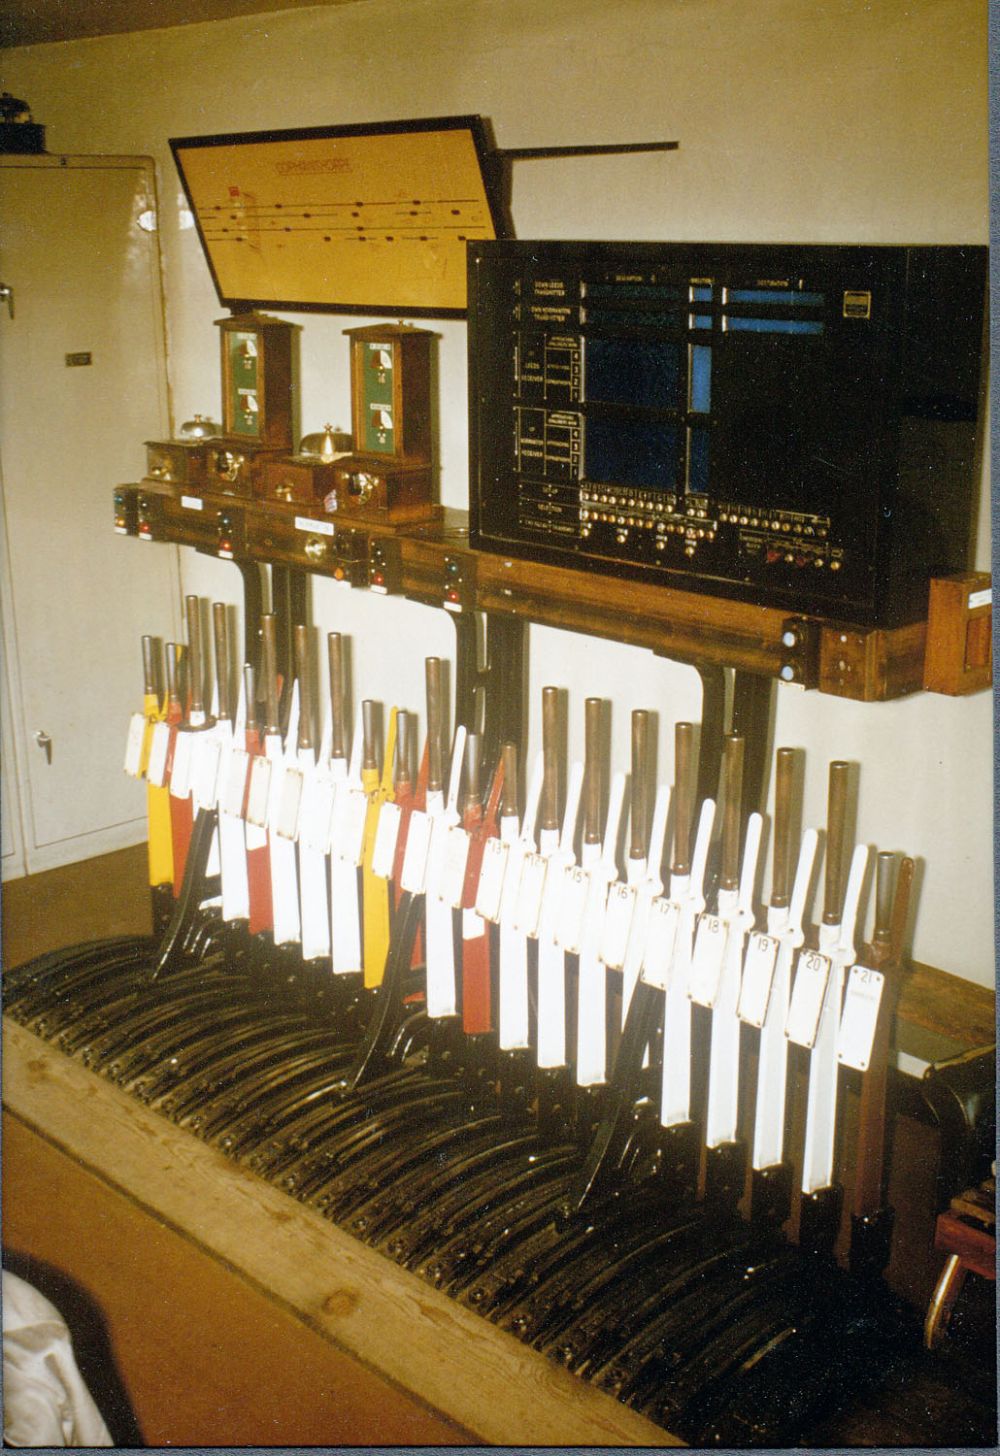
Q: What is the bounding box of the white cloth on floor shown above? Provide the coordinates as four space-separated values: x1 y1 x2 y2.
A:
2 1270 113 1447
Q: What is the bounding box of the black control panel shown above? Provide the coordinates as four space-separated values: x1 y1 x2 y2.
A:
467 241 985 626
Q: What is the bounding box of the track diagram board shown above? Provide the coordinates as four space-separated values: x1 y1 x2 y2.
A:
172 116 503 317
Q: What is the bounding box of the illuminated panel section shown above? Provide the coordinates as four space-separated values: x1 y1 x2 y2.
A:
689 344 712 413
726 288 823 305
585 417 677 490
585 337 681 408
723 317 824 335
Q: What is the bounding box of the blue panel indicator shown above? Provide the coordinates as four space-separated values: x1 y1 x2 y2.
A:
586 282 681 302
727 289 824 306
585 338 680 408
724 317 824 335
687 426 710 494
586 306 679 329
585 417 677 490
690 284 713 302
689 314 713 330
690 345 711 413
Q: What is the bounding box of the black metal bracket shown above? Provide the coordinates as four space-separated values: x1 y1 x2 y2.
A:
233 557 264 666
798 1182 843 1259
269 563 309 709
150 805 219 980
562 979 663 1217
487 139 678 234
704 1138 747 1214
482 613 527 773
849 1205 895 1280
750 1161 794 1227
731 668 774 817
343 889 424 1089
449 608 527 772
654 660 775 823
695 663 726 809
449 607 481 735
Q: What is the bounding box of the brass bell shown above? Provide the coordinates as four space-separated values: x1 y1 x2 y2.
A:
179 413 220 439
299 424 350 463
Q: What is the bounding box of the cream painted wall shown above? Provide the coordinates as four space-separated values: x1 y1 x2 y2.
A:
2 0 992 984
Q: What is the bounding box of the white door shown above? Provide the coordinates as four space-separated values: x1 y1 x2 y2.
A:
1 579 26 881
0 155 181 876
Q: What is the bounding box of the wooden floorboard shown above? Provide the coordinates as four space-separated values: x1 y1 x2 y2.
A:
1 844 151 970
3 1113 475 1448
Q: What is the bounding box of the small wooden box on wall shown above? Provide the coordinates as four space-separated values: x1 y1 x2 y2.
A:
217 312 294 449
923 572 993 694
259 427 353 506
201 312 296 496
331 323 439 523
142 314 295 499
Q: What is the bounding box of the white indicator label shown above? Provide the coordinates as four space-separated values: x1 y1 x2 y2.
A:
275 766 304 839
499 843 527 926
424 814 451 897
640 897 681 991
181 495 204 511
689 914 728 1007
785 949 832 1048
837 964 885 1071
330 854 362 972
169 730 195 799
370 801 403 879
295 515 334 536
514 852 548 936
146 721 170 788
245 755 272 828
462 906 486 941
332 786 368 865
438 825 471 909
601 882 636 970
400 809 432 894
537 858 568 937
298 773 335 853
222 747 250 818
969 587 992 610
557 864 591 953
192 735 222 810
124 712 146 777
475 836 508 923
738 931 780 1027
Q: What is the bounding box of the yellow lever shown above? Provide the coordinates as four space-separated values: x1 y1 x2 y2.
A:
144 690 173 889
361 706 398 988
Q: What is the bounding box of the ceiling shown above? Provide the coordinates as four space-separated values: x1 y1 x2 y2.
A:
2 0 361 49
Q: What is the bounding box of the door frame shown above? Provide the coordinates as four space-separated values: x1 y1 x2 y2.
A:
0 154 182 877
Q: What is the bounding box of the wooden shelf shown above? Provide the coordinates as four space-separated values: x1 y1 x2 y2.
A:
896 961 996 1054
125 485 990 702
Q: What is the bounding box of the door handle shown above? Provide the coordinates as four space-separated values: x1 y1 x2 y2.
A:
0 284 13 320
34 729 52 764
